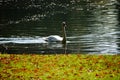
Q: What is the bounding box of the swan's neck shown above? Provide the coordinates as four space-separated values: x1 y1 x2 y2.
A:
62 26 66 44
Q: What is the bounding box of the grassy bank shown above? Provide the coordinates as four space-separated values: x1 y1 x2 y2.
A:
0 54 120 80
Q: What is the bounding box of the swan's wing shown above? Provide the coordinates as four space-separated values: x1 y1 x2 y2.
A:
46 35 63 42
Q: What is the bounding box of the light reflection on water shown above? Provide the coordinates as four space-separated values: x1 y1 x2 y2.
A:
65 0 120 54
0 0 120 54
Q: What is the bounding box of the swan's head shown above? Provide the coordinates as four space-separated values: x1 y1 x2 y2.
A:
62 22 67 27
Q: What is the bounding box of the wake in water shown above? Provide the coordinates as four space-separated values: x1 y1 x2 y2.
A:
0 37 47 44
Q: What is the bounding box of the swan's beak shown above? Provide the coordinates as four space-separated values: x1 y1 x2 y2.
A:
62 22 67 27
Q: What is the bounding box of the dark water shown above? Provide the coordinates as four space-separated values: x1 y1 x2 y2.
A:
0 0 120 54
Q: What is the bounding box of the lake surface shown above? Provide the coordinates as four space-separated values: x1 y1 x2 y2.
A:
0 0 120 54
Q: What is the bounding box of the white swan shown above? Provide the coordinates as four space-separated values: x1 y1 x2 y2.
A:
45 35 63 42
44 22 67 44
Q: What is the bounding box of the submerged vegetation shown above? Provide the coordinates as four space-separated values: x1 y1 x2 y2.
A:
0 54 120 80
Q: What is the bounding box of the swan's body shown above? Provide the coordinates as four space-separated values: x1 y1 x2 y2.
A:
44 22 67 44
45 35 63 42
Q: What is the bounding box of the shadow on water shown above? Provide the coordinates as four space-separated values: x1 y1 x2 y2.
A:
0 43 74 54
1 0 120 54
116 1 120 53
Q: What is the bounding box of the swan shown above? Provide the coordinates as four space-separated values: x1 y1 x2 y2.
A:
44 22 67 44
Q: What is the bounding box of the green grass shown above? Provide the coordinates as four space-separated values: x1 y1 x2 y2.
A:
0 53 120 80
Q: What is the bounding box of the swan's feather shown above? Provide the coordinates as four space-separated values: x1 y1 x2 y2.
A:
46 35 63 42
